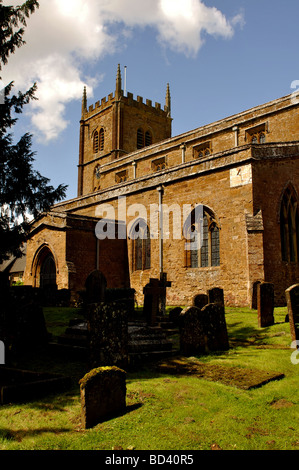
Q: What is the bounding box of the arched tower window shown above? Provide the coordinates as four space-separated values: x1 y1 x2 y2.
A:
184 206 220 268
99 128 104 151
93 131 99 154
130 219 151 271
137 128 144 149
280 185 299 262
145 130 152 147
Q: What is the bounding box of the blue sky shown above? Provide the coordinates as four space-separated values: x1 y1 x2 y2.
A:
4 0 299 200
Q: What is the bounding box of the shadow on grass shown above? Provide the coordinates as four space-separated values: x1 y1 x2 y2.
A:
0 426 71 442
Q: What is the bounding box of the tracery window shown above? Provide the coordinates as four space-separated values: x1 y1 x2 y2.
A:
246 123 267 144
280 185 299 262
130 219 151 271
184 207 220 268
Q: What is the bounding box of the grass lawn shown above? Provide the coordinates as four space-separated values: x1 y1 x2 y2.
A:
0 306 298 451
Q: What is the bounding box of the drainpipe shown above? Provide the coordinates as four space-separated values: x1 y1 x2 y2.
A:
157 186 164 275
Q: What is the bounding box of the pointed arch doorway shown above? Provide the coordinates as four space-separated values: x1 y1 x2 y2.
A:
40 252 56 289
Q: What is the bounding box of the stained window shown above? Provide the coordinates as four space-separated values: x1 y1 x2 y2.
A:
280 185 299 262
130 219 151 271
185 207 220 268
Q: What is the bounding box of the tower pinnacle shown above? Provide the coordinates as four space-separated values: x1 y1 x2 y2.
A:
115 64 122 99
81 86 87 118
165 83 171 117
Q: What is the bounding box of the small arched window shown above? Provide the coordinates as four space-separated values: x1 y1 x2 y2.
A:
99 128 104 151
145 130 152 147
93 131 99 153
130 219 151 271
184 207 220 268
280 185 299 262
137 128 144 149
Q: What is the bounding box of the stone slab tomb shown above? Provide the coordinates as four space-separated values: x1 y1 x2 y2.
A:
80 366 126 429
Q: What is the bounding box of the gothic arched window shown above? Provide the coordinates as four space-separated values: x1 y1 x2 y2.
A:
145 130 152 147
130 219 151 271
184 206 220 268
93 131 99 153
280 185 299 262
137 128 144 149
99 128 104 151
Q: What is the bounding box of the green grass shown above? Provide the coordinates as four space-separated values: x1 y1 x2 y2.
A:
0 306 298 451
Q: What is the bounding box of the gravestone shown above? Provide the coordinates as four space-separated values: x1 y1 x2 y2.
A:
251 281 261 310
179 306 203 355
179 303 229 355
285 284 299 343
208 287 224 307
168 307 183 327
85 270 107 304
192 294 209 310
87 301 129 369
79 366 126 429
143 273 172 326
257 282 275 328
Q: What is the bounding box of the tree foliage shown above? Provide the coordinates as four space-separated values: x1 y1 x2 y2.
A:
0 0 67 263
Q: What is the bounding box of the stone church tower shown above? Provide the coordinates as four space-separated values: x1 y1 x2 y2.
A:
77 64 172 196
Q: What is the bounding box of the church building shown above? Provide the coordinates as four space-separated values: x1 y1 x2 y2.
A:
23 65 299 307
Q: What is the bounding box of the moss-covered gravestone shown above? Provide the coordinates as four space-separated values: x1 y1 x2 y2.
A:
79 366 126 429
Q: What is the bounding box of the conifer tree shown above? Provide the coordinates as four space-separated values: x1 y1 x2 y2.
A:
0 0 67 263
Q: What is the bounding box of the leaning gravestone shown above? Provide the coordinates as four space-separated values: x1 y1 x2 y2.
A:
168 307 183 327
257 282 275 328
87 301 129 370
192 294 209 310
285 284 299 343
79 366 126 429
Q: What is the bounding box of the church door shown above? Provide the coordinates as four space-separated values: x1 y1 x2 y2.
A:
40 253 56 288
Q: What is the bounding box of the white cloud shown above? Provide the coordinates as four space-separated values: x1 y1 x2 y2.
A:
2 0 243 142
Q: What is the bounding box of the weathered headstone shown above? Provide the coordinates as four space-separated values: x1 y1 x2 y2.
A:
200 303 229 352
285 284 299 343
251 281 261 310
208 287 224 307
168 307 183 326
257 282 275 328
179 306 203 355
79 366 126 429
192 294 209 310
179 303 229 355
87 301 129 369
143 274 172 326
85 270 107 304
